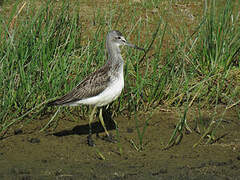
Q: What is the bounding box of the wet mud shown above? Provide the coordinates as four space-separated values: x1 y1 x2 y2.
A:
0 106 239 179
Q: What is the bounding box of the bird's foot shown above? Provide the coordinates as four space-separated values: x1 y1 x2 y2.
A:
87 135 95 147
101 133 116 143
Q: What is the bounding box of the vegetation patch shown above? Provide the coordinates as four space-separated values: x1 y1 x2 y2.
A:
0 0 239 145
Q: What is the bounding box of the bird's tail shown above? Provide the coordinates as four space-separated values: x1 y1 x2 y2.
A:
47 99 61 106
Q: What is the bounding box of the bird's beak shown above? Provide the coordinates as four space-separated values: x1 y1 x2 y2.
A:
125 42 145 52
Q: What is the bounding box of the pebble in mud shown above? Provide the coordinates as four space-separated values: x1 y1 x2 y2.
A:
126 127 134 133
14 129 23 135
27 138 40 144
41 159 48 163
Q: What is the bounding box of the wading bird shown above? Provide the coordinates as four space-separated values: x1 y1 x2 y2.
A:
48 30 145 146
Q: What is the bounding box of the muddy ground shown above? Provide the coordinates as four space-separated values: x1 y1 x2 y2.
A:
0 106 239 180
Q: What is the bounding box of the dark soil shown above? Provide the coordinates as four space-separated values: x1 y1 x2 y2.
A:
0 106 240 180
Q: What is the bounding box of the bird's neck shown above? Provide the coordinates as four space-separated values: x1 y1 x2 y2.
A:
106 43 124 67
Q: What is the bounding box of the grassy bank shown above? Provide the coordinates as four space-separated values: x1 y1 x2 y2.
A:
0 0 239 139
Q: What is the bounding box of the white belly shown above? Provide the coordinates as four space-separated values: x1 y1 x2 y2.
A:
71 69 124 107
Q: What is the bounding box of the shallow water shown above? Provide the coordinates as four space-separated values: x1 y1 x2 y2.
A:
0 106 239 179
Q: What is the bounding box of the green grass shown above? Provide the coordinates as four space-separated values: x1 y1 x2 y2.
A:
0 0 239 142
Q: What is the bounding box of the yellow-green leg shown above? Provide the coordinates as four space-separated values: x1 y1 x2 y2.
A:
99 108 109 137
87 106 97 146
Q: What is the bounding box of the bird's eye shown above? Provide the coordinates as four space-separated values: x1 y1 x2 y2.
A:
117 37 121 39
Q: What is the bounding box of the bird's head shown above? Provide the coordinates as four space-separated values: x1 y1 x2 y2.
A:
107 30 145 52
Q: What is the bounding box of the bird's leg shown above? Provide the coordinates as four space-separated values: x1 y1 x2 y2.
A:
99 108 109 137
99 108 116 143
87 106 97 146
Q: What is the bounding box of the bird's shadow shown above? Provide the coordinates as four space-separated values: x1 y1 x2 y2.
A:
53 108 116 137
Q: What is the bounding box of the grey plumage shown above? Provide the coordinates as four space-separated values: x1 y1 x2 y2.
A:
48 63 111 106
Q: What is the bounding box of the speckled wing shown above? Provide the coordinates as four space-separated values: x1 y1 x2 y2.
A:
48 64 111 106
